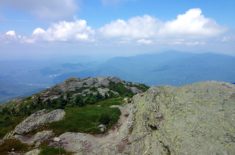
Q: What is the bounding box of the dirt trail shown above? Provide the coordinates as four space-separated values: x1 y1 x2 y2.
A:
58 104 134 154
94 105 131 143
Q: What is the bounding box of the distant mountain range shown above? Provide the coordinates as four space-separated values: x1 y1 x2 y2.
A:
1 51 235 102
54 52 235 86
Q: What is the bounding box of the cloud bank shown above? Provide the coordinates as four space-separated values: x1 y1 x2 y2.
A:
0 8 228 46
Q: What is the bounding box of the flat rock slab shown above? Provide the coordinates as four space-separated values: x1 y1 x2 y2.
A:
15 130 54 146
128 81 235 155
5 109 65 139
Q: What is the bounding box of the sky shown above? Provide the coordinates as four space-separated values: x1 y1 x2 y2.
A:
0 0 235 60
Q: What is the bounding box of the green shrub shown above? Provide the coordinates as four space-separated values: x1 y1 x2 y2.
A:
133 83 149 91
109 82 133 97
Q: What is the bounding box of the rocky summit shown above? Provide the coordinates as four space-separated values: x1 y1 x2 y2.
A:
0 78 235 155
127 81 235 155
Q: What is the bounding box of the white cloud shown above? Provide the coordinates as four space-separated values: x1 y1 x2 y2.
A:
100 15 160 39
137 39 153 45
2 8 227 46
5 30 17 38
160 8 225 37
29 20 94 42
0 0 77 20
100 8 225 43
0 30 23 43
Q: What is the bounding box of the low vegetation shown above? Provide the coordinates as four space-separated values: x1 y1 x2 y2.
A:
39 146 71 155
50 106 120 135
96 97 123 107
0 139 30 155
0 77 149 155
0 114 25 138
0 97 125 138
45 98 122 135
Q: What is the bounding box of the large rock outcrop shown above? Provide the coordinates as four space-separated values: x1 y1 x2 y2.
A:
5 109 65 139
40 77 146 102
128 81 235 155
58 81 235 155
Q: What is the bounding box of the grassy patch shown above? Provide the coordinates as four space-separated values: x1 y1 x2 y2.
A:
49 105 121 135
28 98 123 136
39 146 71 155
96 97 123 107
0 114 24 138
0 139 30 155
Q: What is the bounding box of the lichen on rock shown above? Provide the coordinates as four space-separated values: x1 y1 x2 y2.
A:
128 81 235 155
4 109 65 139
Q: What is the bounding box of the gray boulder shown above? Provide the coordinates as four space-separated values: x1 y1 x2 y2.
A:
5 109 65 138
128 81 235 155
15 130 54 146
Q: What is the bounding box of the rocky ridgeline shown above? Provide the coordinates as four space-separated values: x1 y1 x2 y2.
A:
0 77 147 116
33 77 148 106
40 76 144 102
1 80 235 155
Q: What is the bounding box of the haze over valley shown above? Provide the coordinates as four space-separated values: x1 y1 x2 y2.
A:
1 51 235 102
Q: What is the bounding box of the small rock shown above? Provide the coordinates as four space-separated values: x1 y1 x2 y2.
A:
25 149 41 155
53 137 61 142
98 124 106 132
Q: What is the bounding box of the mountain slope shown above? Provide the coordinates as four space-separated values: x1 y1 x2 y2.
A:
0 77 148 139
1 79 235 154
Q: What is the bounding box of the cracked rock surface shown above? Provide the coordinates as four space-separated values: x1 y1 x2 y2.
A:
127 81 235 155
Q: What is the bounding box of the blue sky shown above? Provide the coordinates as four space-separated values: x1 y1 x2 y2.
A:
0 0 235 60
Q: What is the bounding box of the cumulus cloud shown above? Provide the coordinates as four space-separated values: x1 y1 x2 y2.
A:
28 20 94 43
99 8 225 45
100 15 160 39
160 8 225 37
5 31 17 38
0 30 22 43
0 0 77 20
2 8 227 46
4 30 18 42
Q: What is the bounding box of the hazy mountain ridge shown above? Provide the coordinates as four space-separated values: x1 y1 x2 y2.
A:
1 51 235 102
56 52 235 85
